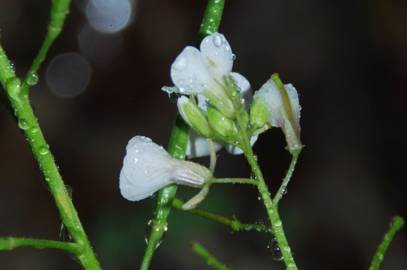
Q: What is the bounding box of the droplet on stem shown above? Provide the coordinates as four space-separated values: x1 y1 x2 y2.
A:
268 238 283 261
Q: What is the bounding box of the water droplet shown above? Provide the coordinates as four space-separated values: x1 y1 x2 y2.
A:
212 34 223 47
29 127 39 135
39 145 50 155
232 54 236 60
27 72 39 86
174 56 187 71
257 196 261 201
6 77 22 99
145 220 167 249
9 60 16 71
59 222 72 242
281 187 288 195
268 238 283 261
18 119 29 130
133 157 138 163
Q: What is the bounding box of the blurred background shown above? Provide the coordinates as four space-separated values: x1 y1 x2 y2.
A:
0 0 406 269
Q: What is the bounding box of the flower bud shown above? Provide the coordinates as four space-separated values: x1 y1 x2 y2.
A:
177 96 212 138
207 107 238 141
250 98 269 129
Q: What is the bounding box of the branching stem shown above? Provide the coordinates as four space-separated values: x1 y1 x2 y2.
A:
0 1 101 269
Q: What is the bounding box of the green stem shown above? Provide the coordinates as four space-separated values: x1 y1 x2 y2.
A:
192 241 231 270
140 1 225 269
172 198 272 233
210 178 258 186
0 237 81 254
232 108 297 269
22 0 71 95
0 25 100 270
273 150 301 204
369 216 405 270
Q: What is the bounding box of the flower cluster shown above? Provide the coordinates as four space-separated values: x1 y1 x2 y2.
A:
119 32 302 203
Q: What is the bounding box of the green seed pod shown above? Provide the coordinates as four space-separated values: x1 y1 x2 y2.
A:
177 96 212 138
207 106 238 141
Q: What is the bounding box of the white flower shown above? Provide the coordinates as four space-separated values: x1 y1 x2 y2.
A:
253 79 302 154
183 72 257 158
119 136 212 201
164 32 249 117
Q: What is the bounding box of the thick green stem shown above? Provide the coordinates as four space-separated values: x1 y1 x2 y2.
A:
273 150 301 204
369 216 404 270
0 237 81 254
172 198 272 233
192 242 231 270
140 1 225 269
0 50 100 270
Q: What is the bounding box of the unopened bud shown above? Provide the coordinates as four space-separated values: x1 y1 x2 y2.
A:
177 96 212 137
207 107 238 141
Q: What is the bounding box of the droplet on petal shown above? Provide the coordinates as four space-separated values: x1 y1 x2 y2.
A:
173 56 187 71
212 33 223 47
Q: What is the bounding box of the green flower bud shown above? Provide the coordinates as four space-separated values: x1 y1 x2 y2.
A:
250 98 269 129
177 96 212 137
204 90 235 118
207 107 238 141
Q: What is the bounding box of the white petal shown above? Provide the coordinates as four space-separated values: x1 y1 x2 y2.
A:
171 160 211 187
170 46 212 95
284 83 301 130
119 136 173 201
186 131 222 158
200 33 234 82
254 79 302 153
231 72 252 108
254 79 284 128
225 135 258 155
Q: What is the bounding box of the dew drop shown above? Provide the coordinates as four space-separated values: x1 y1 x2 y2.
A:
6 77 22 99
268 238 283 261
174 56 187 71
27 72 39 86
29 127 39 135
18 119 29 130
232 54 236 60
212 34 223 47
39 145 50 155
59 222 72 242
145 220 167 249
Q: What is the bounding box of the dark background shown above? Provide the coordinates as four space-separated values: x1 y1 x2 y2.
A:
0 0 406 269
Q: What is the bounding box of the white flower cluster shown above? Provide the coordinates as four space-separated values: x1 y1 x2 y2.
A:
119 32 302 202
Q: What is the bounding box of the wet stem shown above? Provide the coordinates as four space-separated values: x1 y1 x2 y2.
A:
235 110 298 270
